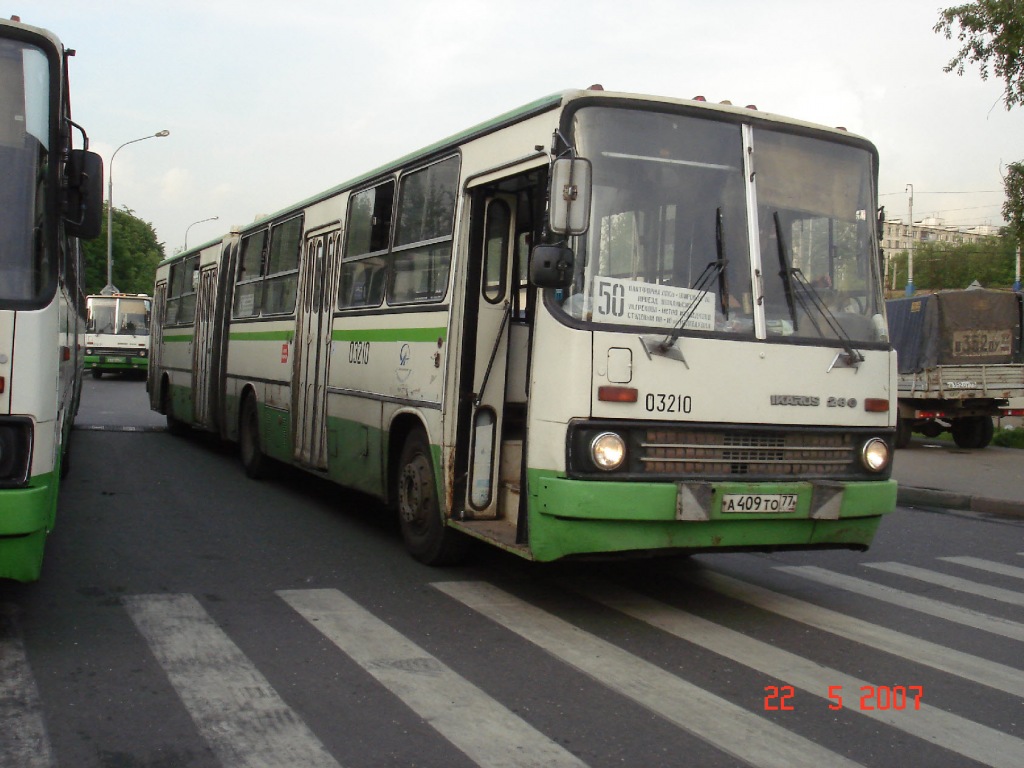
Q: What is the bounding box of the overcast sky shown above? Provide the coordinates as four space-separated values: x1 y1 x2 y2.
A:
13 0 1024 254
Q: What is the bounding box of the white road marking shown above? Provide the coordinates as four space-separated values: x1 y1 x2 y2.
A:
124 593 341 768
573 579 1024 768
277 588 588 768
434 580 866 768
864 562 1024 607
0 609 56 768
778 565 1024 642
683 568 1024 698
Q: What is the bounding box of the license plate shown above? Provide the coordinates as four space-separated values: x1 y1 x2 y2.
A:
721 493 798 513
104 356 126 363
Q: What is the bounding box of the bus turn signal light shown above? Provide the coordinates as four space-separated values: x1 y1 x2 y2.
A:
598 386 638 403
864 398 889 412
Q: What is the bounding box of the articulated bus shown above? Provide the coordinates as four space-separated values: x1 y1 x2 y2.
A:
0 17 103 581
151 87 896 564
84 293 152 378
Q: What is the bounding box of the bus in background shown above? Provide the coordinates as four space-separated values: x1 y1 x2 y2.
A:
151 87 896 565
0 17 103 581
84 293 152 378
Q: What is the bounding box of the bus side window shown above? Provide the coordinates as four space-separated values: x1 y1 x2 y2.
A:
262 215 303 315
339 181 394 309
234 230 267 317
388 155 459 305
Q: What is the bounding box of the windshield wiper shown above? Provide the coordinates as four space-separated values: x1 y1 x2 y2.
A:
716 208 730 321
659 212 729 346
774 212 798 331
773 212 864 368
643 210 729 362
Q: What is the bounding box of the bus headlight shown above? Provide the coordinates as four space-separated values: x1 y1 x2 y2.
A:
591 432 626 471
861 437 890 473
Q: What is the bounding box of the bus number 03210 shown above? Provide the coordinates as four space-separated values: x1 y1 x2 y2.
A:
645 393 692 414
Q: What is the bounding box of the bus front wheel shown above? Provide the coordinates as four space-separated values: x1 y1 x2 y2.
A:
396 430 469 566
239 396 267 479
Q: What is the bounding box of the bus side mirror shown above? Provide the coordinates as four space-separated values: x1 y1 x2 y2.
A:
549 157 592 235
64 149 104 240
530 244 575 288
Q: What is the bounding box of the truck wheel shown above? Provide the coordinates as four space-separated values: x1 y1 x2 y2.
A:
894 415 911 449
951 416 994 450
395 429 469 565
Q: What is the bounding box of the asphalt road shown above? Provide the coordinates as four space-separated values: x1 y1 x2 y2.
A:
1 374 1022 768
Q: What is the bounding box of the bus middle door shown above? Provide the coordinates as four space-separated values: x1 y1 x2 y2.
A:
291 229 342 469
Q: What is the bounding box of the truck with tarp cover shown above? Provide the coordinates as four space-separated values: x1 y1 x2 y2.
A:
887 288 1024 449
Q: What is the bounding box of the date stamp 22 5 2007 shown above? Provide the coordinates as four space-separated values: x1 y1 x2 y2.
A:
764 684 924 711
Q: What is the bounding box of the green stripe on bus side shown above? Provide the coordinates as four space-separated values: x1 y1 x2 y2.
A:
228 330 295 342
331 327 447 343
164 333 193 343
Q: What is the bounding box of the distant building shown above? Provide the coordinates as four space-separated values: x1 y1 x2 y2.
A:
882 218 1000 253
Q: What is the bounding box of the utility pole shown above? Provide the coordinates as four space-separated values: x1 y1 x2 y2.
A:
905 183 914 296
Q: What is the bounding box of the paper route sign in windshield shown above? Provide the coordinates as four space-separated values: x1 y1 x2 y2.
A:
590 275 715 331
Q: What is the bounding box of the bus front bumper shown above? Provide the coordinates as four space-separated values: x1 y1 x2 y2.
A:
525 473 897 562
0 474 57 582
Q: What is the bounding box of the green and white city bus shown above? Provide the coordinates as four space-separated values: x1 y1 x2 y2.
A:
151 87 897 564
0 16 103 581
84 293 152 378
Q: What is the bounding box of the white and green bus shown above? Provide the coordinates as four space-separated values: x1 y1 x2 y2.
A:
151 88 897 564
0 17 103 581
84 293 152 378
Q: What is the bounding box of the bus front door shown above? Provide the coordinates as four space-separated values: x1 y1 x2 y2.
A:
292 229 342 469
463 194 518 521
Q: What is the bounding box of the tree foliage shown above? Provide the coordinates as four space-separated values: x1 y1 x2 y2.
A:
81 204 166 295
886 234 1018 292
1003 161 1024 244
934 0 1024 110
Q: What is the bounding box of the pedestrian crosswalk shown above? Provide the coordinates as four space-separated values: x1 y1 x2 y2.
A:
3 553 1023 767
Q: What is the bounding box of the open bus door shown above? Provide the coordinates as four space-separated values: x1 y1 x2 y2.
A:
460 192 519 522
292 228 343 469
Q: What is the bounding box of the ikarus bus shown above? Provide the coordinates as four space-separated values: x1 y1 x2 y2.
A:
84 293 152 378
0 16 103 581
150 87 896 565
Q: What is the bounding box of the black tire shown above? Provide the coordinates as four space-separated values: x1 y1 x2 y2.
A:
91 368 102 379
951 416 994 450
163 383 189 436
396 429 469 565
894 414 912 449
239 395 267 479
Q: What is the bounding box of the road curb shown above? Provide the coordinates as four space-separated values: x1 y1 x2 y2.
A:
897 486 1024 518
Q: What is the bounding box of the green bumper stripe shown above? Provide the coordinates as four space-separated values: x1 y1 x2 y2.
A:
332 327 447 343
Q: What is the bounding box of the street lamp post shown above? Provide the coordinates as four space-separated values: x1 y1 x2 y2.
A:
904 183 915 297
184 216 220 251
104 130 170 295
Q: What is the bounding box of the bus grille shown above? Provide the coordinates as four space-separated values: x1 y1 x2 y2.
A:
640 428 856 477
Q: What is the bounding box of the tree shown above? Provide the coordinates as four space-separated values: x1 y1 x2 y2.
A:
886 234 1016 293
934 1 1024 110
935 2 1024 261
81 204 166 295
1003 161 1024 245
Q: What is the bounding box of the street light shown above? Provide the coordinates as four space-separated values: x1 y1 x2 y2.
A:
184 216 220 250
104 130 170 295
905 183 914 297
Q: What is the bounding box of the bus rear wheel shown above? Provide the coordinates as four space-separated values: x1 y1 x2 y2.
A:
239 395 267 479
396 429 469 565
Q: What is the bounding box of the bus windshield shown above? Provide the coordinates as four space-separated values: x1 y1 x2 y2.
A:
0 37 50 304
560 106 884 345
88 297 152 336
